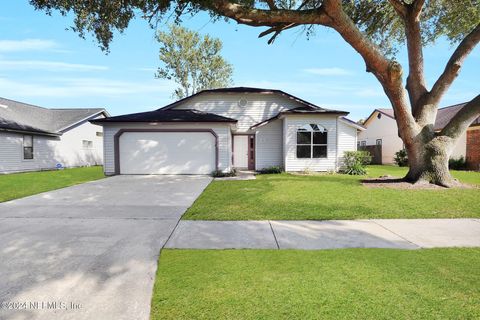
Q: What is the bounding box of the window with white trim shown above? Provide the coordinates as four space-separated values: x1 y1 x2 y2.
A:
296 124 328 159
82 140 93 149
23 135 33 159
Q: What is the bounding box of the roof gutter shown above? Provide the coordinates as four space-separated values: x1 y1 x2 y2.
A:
0 127 61 137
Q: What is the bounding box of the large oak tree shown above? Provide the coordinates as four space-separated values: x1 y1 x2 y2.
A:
30 0 480 186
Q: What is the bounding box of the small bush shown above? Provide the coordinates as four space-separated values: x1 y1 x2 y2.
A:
258 166 283 174
346 162 368 175
449 156 467 170
212 169 237 177
394 149 409 167
343 151 372 175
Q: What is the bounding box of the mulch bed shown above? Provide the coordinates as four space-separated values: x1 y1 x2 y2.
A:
362 175 476 189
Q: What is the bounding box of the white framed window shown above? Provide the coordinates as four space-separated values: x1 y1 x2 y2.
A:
296 124 328 159
23 135 33 159
96 132 103 137
82 140 93 149
361 141 367 146
376 139 382 145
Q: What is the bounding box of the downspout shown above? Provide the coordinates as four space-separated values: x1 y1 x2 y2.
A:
335 116 339 172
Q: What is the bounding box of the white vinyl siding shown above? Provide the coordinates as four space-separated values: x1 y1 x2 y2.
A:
283 115 338 172
173 93 305 132
0 115 104 174
255 119 283 170
337 119 358 168
102 123 232 175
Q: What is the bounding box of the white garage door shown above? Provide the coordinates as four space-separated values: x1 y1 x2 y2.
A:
119 131 216 174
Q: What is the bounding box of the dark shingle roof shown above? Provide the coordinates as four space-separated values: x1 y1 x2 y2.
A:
433 103 480 130
0 97 106 136
90 109 237 124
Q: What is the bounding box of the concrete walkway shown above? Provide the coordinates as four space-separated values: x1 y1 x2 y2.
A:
166 219 480 250
0 175 211 320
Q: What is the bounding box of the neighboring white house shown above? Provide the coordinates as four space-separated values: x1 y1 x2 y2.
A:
91 87 365 175
358 103 480 166
0 97 108 173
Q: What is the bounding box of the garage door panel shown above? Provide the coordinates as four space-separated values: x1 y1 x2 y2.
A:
119 132 215 174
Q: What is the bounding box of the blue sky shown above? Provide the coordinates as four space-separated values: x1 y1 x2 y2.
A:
0 2 478 121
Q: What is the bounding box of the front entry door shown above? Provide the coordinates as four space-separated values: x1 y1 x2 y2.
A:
233 135 249 168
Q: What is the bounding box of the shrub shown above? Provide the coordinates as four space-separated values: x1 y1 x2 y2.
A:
211 169 237 177
449 156 467 170
258 166 283 174
394 149 409 167
343 151 372 175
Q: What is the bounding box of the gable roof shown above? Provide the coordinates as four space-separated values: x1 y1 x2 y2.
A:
0 97 107 136
250 104 351 130
363 103 479 130
90 109 238 124
159 87 347 113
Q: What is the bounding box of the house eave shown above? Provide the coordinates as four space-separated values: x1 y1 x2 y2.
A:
58 110 109 132
0 127 61 137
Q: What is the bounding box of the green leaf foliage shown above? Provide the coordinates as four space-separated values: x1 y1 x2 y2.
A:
29 1 479 55
156 24 233 99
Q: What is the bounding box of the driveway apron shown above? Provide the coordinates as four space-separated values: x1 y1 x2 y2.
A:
0 175 211 320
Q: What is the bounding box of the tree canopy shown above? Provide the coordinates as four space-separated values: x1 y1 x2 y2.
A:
29 1 479 53
156 24 233 99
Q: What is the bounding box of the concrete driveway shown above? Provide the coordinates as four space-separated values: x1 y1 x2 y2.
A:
0 175 211 320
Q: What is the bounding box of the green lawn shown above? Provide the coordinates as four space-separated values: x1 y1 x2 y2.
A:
151 249 480 320
184 165 480 220
0 166 105 202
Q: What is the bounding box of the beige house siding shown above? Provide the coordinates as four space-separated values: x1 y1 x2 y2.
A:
358 111 403 164
359 110 468 163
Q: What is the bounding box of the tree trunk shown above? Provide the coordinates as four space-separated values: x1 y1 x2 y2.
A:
404 133 457 187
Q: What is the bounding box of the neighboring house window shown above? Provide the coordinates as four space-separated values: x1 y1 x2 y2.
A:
377 112 382 119
23 135 33 159
376 139 382 145
296 124 328 159
96 132 103 137
361 141 366 146
82 140 93 149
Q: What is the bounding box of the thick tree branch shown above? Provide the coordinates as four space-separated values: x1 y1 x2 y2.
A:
208 0 418 140
428 24 480 106
204 1 332 27
388 0 407 17
263 0 276 10
441 95 480 139
404 0 427 114
323 0 418 141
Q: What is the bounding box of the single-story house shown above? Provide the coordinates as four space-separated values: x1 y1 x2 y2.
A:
358 103 480 169
0 97 108 173
91 87 365 175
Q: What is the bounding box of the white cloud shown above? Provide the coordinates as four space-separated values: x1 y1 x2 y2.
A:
0 77 175 98
0 39 59 52
303 67 353 76
0 59 108 72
